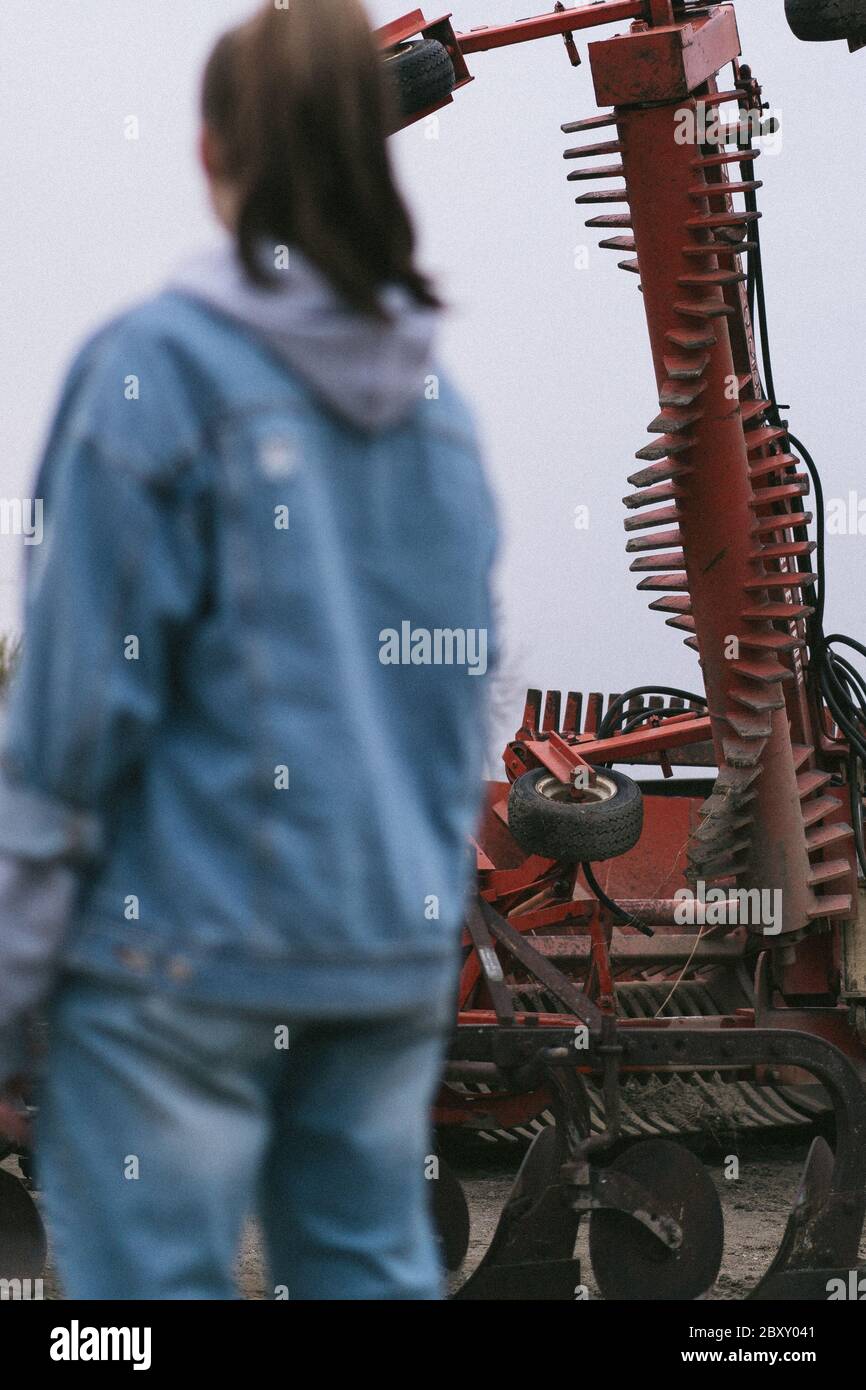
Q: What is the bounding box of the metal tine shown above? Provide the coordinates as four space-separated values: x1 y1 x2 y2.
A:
586 213 632 228
543 690 562 733
521 688 543 735
561 112 617 135
574 189 630 205
584 692 604 735
567 163 625 182
626 694 644 730
563 691 583 735
563 139 623 161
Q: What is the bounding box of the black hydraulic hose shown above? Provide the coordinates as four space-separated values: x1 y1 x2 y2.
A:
850 756 866 880
746 162 866 875
787 429 826 632
581 862 654 938
598 686 707 741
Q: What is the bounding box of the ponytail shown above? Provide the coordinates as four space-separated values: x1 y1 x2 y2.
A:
202 0 439 317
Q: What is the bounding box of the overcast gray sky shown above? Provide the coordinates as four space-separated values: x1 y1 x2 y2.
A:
1 2 863 751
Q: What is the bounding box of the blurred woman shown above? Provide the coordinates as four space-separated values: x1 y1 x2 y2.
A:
0 0 495 1299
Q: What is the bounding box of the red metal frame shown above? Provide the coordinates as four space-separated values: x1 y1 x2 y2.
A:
456 1 644 53
375 9 474 132
379 4 866 1137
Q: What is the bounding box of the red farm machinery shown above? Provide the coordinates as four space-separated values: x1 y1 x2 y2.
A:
380 1 866 1299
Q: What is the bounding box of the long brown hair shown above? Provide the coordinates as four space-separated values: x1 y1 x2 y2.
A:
202 0 439 317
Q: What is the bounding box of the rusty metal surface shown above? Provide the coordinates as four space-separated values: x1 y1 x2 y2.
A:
448 1019 866 1295
589 6 742 106
587 1138 724 1299
528 927 745 964
456 0 643 55
569 40 853 938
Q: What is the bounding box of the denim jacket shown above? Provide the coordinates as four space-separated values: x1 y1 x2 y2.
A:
0 247 496 1050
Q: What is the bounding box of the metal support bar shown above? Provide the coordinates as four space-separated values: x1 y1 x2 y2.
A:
529 926 745 965
457 1 644 54
465 902 516 1024
479 899 605 1033
515 715 714 785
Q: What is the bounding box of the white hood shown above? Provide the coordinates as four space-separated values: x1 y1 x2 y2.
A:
169 239 439 433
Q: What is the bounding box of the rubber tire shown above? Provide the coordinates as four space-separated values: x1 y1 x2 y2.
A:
507 766 643 863
384 39 455 118
785 0 866 40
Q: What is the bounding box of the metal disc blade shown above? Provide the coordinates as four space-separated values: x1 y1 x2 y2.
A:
454 1125 583 1299
0 1168 47 1282
589 1138 724 1300
431 1155 470 1272
751 1135 838 1296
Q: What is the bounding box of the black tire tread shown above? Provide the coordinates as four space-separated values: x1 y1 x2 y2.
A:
385 38 455 117
785 0 866 40
507 767 643 863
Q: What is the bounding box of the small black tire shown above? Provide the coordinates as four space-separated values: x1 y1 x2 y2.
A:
508 766 643 863
384 39 456 118
785 0 866 41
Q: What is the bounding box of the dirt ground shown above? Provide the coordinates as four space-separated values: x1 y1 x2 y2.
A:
8 1130 854 1300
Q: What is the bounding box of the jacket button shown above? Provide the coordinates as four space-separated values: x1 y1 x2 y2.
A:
116 947 150 974
167 958 193 982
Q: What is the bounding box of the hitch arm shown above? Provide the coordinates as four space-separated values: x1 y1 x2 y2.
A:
457 1 645 54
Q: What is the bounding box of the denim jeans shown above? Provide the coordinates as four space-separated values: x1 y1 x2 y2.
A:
36 975 454 1300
